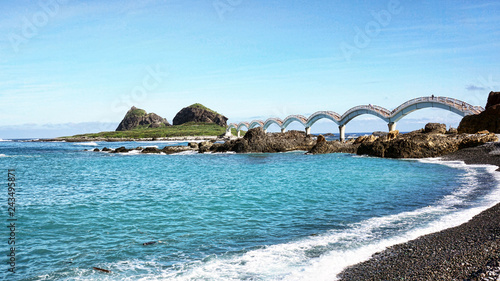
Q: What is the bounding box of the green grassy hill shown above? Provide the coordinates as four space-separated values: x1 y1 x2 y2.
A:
61 122 242 139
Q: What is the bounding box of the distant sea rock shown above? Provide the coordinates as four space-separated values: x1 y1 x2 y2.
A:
172 103 228 126
458 91 500 133
116 106 170 131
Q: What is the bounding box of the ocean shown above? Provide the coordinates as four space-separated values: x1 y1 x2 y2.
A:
1 139 499 280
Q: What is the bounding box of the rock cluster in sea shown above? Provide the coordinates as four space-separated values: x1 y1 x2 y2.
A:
97 123 498 158
172 103 228 126
458 91 500 133
116 106 170 131
353 126 498 158
207 127 315 153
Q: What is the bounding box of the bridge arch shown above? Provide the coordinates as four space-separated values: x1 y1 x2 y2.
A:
282 115 308 129
306 111 341 127
226 96 484 141
249 120 264 129
237 122 250 131
339 105 390 126
388 97 482 123
263 118 283 131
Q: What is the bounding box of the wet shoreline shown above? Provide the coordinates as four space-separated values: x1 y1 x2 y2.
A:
338 142 500 281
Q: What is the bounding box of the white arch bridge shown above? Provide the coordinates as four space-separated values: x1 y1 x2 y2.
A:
226 96 484 141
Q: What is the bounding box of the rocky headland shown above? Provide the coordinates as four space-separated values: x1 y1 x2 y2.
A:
173 103 228 127
459 91 500 134
116 106 170 131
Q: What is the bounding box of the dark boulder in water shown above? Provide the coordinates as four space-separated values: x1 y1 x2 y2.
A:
208 127 315 153
141 147 161 154
112 146 131 153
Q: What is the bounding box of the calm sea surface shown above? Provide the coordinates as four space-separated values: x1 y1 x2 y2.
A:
0 139 499 280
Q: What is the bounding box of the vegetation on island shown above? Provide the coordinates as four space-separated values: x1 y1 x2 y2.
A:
187 103 220 115
61 122 243 139
125 108 147 118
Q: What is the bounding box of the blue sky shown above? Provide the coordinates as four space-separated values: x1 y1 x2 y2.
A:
1 0 499 138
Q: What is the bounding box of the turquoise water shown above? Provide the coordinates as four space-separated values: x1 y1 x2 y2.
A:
1 140 499 280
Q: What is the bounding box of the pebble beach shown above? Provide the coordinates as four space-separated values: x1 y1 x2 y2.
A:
338 142 500 281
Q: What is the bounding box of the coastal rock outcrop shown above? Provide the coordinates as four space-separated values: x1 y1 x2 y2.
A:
424 123 446 134
173 103 228 126
208 127 315 153
116 106 170 131
308 122 498 158
356 128 498 158
458 91 500 133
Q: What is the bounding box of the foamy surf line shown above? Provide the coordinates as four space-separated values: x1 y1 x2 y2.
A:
62 159 500 281
73 142 99 146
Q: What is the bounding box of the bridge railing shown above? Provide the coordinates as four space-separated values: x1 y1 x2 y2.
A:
390 97 429 115
229 96 484 132
309 111 341 120
342 105 390 119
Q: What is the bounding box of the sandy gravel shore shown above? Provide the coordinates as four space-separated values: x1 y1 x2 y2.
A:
338 142 500 281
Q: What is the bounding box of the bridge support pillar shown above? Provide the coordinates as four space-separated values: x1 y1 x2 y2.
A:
263 128 267 133
225 129 232 137
388 122 397 132
237 130 241 138
305 127 311 136
281 128 286 134
339 125 346 142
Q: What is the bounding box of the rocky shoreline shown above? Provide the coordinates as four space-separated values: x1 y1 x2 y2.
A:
40 135 232 143
338 143 500 281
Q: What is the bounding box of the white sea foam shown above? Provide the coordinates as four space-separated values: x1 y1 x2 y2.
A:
176 161 500 280
171 150 199 155
120 150 142 155
65 159 500 281
0 138 11 142
0 154 7 157
74 142 99 146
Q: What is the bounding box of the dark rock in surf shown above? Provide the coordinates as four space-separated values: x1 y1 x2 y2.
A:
208 127 315 153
